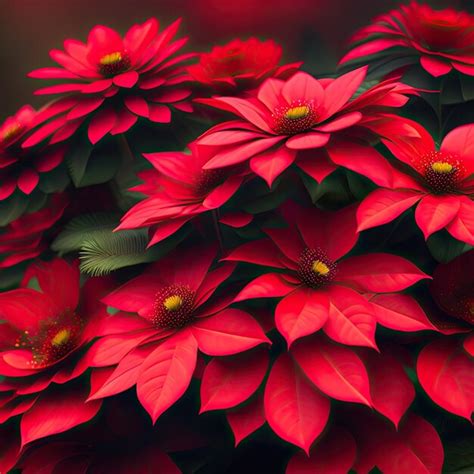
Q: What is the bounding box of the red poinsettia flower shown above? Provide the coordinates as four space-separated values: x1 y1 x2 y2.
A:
225 202 430 348
116 142 249 246
0 194 68 269
0 105 67 199
357 122 474 245
188 37 301 92
26 18 194 145
196 68 416 188
91 246 269 422
339 2 474 77
0 259 116 447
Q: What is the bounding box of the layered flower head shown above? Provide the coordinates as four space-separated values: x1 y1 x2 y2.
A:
27 18 194 145
357 122 474 245
226 202 430 347
117 142 248 246
188 37 301 92
197 68 416 187
93 246 268 422
0 106 66 200
339 2 474 77
0 194 67 269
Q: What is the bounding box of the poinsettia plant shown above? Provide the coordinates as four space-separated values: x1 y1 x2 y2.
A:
0 3 473 473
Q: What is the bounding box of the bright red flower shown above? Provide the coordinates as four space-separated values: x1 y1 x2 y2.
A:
225 202 430 348
26 18 194 145
188 37 301 92
339 2 474 78
0 259 115 447
0 194 67 269
196 68 416 188
92 246 269 422
0 105 67 199
357 122 474 245
116 142 248 246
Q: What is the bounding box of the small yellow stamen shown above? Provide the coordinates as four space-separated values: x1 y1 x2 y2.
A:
431 161 453 174
51 329 71 347
2 123 22 142
163 295 183 311
312 260 330 276
285 105 310 120
100 51 123 66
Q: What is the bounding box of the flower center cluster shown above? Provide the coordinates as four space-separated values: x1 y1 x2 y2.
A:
271 100 318 135
1 122 23 144
420 150 464 194
14 311 83 368
195 169 225 196
152 285 195 329
298 248 336 289
98 51 131 77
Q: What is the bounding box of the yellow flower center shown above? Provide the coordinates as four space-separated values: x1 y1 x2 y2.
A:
431 161 453 174
163 295 183 311
100 51 123 66
285 105 310 120
312 260 330 276
51 328 71 347
2 122 23 142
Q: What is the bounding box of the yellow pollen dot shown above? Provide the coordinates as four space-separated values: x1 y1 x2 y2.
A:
2 123 22 142
312 260 330 276
163 295 183 311
431 161 453 174
285 105 310 120
100 51 123 66
51 329 71 347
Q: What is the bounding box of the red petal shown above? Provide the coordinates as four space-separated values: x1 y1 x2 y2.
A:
275 287 329 347
234 273 296 302
464 334 474 357
264 353 330 453
446 196 474 245
281 72 324 105
420 56 452 77
286 427 357 474
285 132 330 150
417 338 474 420
200 348 269 412
366 351 415 428
250 146 296 187
296 149 338 183
88 107 116 144
17 169 39 195
192 309 269 356
357 189 422 232
336 253 430 292
224 239 285 269
148 104 171 123
415 195 461 239
226 395 265 446
292 335 372 406
441 124 474 174
219 211 253 228
314 111 362 132
124 96 149 117
113 70 139 88
202 175 243 209
20 384 101 446
325 285 377 349
136 330 198 423
110 108 138 134
67 96 105 120
369 293 436 332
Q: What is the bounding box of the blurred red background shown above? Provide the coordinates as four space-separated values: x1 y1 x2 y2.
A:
1 0 470 115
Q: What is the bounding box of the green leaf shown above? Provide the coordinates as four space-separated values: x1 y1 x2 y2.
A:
65 140 93 187
76 149 120 187
427 231 473 263
0 193 29 226
79 228 186 276
51 213 120 255
38 166 70 193
444 437 474 473
459 74 474 102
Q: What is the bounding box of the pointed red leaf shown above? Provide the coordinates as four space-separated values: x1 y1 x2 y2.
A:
264 353 330 453
192 309 270 356
275 287 329 347
136 331 198 423
226 395 265 446
292 336 372 406
417 338 474 420
415 195 461 240
200 348 269 412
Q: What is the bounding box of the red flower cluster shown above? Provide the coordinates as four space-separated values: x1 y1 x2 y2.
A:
1 4 473 473
340 2 474 77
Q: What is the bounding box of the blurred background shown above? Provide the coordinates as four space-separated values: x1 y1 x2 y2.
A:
1 0 472 116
